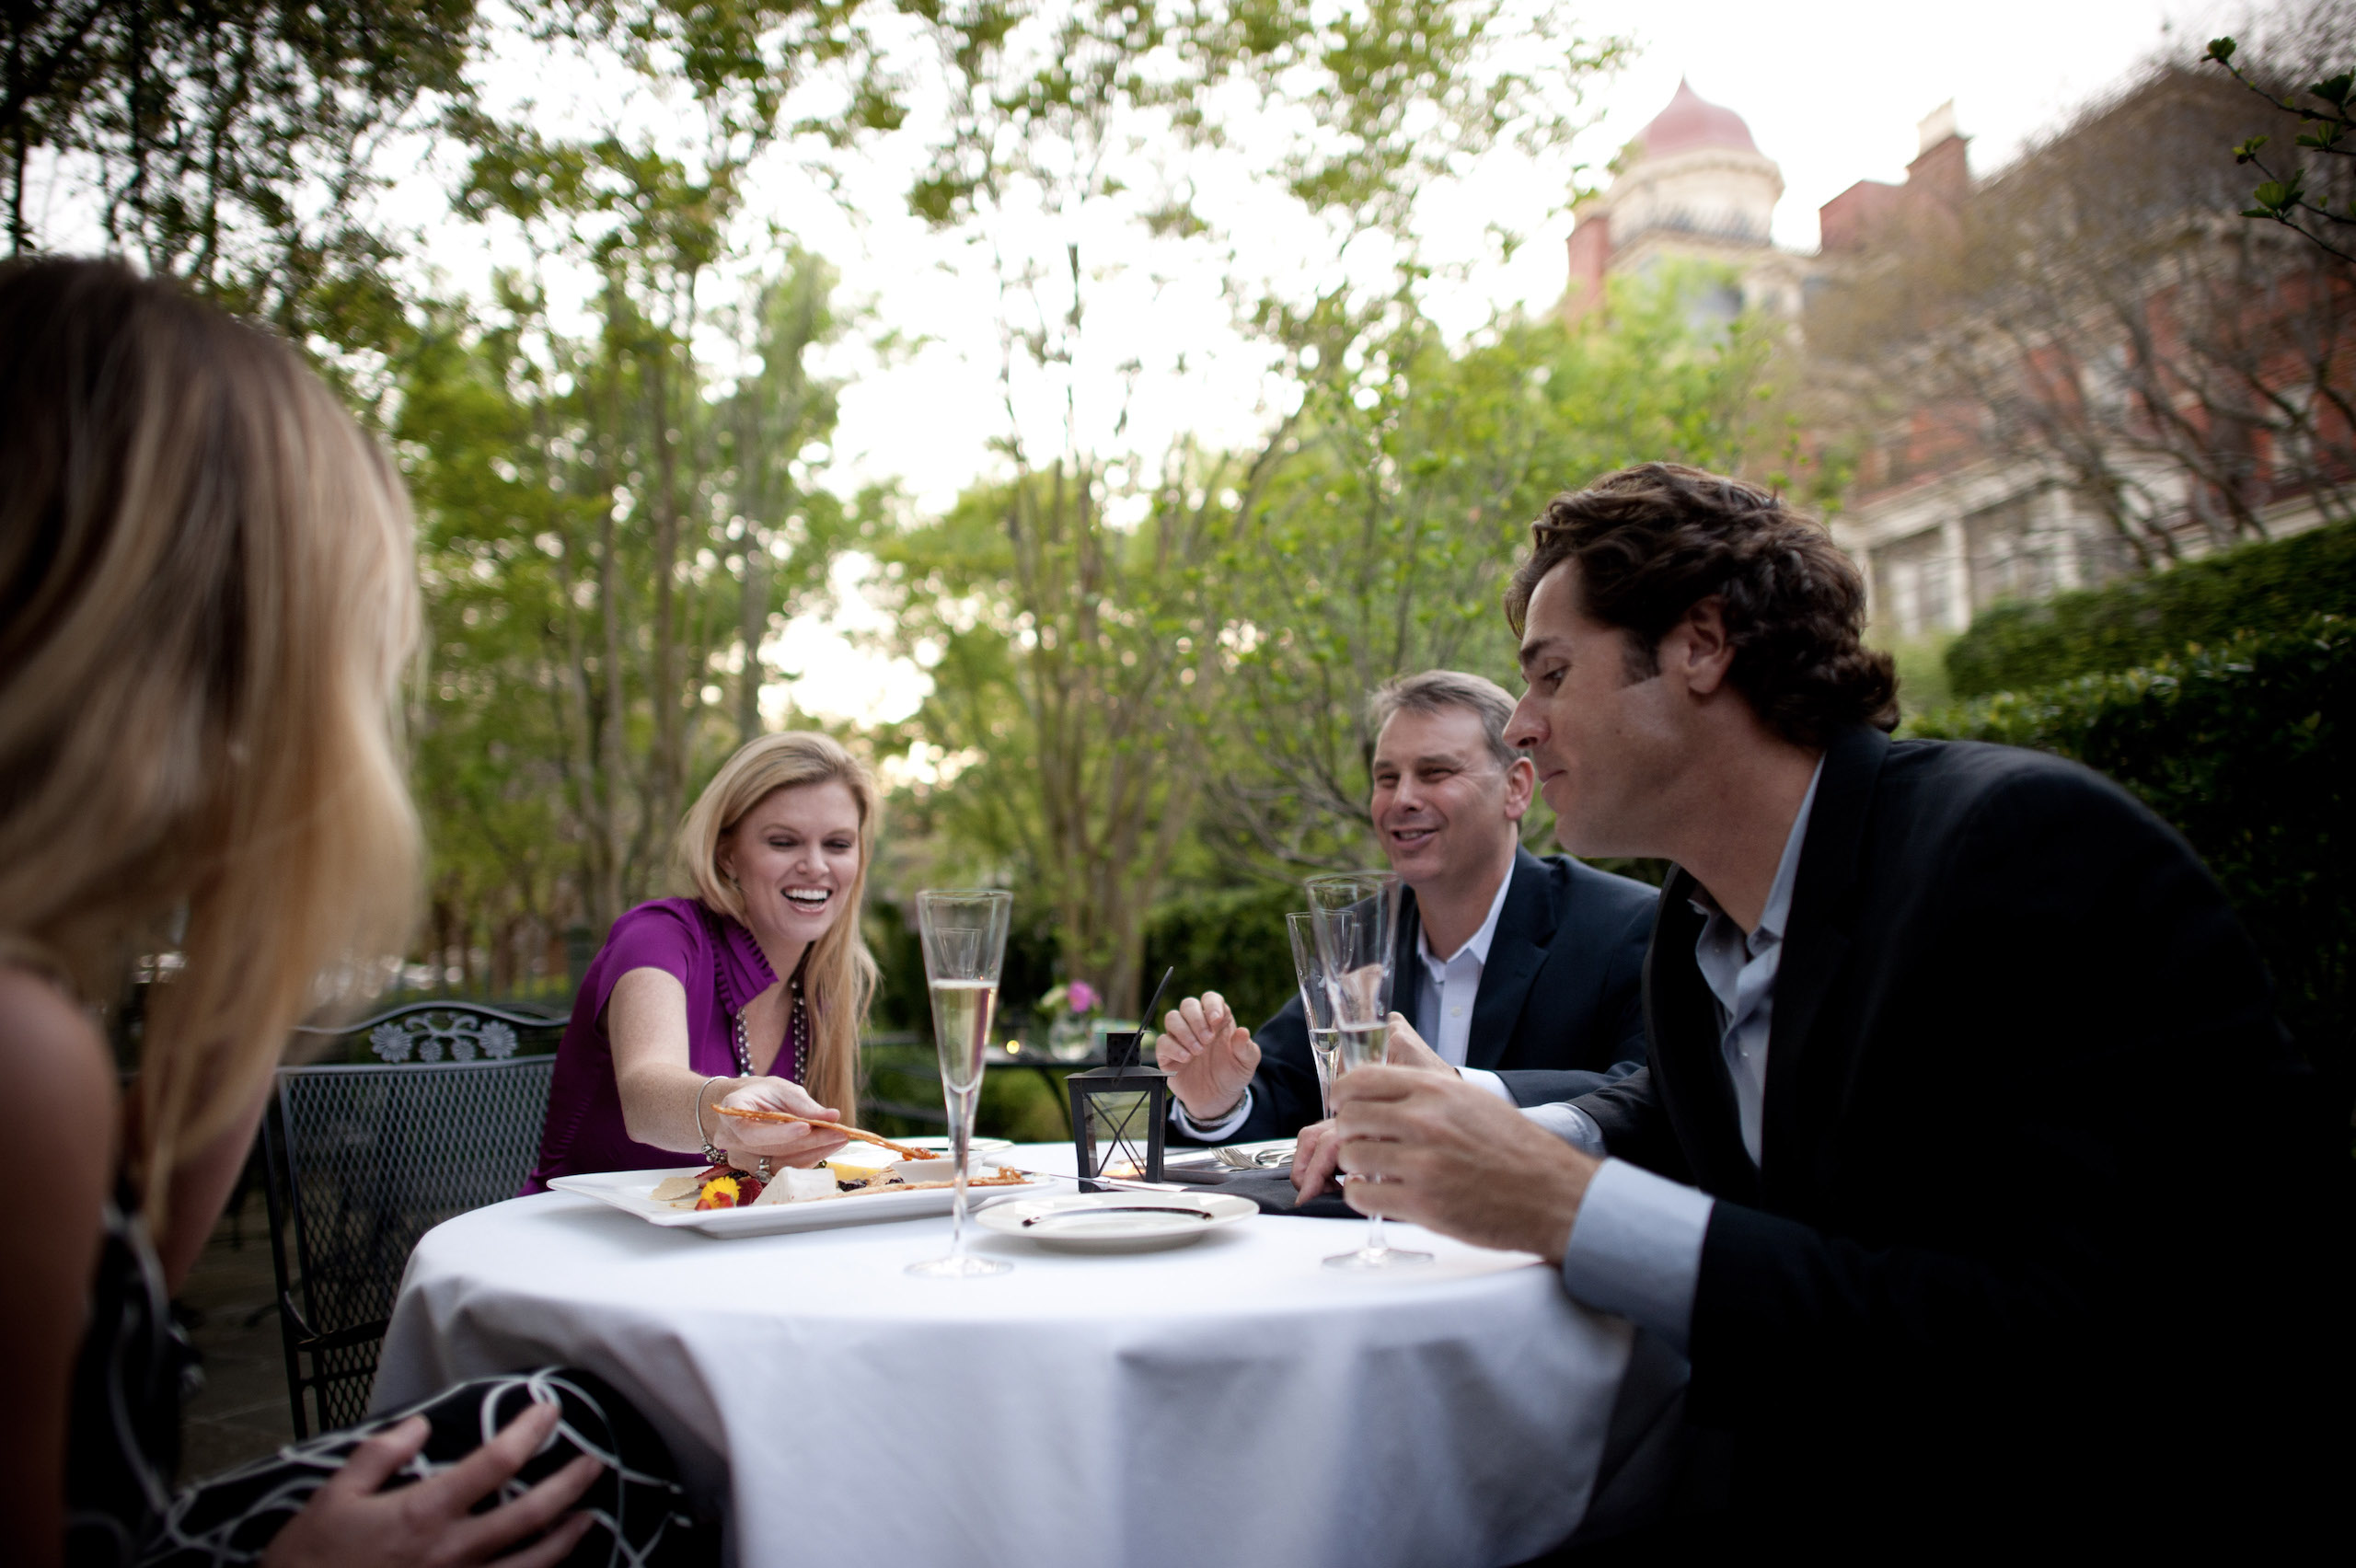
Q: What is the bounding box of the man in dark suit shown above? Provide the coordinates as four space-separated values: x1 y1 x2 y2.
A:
1156 670 1657 1147
1327 465 2337 1550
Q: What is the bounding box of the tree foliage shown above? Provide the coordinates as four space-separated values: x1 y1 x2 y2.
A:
868 0 1628 1013
396 252 855 985
2 0 479 354
2205 1 2356 263
1209 270 1811 870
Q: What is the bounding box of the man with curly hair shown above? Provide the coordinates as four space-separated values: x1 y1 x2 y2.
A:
1323 464 2335 1551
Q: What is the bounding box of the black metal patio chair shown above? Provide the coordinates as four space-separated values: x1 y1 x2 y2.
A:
261 1002 561 1437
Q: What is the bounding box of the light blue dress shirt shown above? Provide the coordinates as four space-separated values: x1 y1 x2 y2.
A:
1539 760 1823 1355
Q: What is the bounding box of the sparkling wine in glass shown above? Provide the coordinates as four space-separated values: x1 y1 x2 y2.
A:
909 888 1013 1278
1286 910 1342 1119
1306 870 1431 1270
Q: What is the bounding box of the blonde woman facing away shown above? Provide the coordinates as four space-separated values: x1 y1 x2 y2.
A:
0 258 699 1568
524 734 883 1191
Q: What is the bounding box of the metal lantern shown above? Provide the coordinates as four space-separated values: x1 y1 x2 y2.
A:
1068 1026 1168 1193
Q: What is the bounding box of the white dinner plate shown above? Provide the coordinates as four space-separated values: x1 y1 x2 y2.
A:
972 1190 1257 1253
548 1165 1040 1239
894 1136 1013 1156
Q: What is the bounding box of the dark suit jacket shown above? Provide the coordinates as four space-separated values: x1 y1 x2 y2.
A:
1197 847 1658 1144
1572 723 2338 1542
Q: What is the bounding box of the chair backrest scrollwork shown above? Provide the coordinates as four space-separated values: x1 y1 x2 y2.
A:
366 1011 520 1063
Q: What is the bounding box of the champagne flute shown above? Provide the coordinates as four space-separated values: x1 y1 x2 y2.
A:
1285 911 1341 1120
1306 870 1432 1270
908 888 1014 1278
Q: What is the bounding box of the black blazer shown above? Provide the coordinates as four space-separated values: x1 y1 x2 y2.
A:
1573 723 2335 1539
1203 847 1657 1144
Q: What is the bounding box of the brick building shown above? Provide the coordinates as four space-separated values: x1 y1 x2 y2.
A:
1565 77 2351 641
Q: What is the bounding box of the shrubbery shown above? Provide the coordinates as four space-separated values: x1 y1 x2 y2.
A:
1143 882 1301 1030
1943 519 2356 698
1910 616 2352 1111
861 880 1304 1140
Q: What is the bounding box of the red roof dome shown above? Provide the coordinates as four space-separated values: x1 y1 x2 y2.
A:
1637 78 1761 158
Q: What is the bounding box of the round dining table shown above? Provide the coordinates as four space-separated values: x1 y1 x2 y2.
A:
373 1144 1636 1568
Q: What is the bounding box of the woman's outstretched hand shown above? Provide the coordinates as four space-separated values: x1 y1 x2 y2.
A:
715 1077 851 1167
261 1401 601 1568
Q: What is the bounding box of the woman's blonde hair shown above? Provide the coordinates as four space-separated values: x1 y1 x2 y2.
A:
0 258 421 1223
677 732 880 1118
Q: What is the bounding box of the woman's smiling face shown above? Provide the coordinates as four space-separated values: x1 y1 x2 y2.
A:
718 780 863 953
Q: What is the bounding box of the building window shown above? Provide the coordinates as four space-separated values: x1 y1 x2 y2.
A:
1877 529 1952 638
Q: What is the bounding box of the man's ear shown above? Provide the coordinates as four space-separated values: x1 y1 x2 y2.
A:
1501 755 1535 824
1666 595 1735 697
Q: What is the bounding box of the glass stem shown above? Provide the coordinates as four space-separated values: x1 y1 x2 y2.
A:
1366 1209 1387 1254
947 1081 976 1258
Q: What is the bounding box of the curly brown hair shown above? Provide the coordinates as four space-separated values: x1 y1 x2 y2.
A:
1502 463 1898 746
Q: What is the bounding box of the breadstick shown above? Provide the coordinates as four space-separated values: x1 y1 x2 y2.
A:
715 1104 937 1162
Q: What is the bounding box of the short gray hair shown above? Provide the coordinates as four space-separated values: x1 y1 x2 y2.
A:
1367 670 1519 769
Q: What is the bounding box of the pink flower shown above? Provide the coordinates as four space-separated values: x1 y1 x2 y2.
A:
1067 980 1099 1014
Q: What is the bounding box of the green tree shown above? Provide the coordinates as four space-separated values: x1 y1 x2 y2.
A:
1 0 479 355
1207 269 1808 871
392 247 853 982
877 0 1625 1012
412 0 892 956
2205 3 2356 264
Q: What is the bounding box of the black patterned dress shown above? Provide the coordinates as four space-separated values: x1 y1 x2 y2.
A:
64 1193 707 1567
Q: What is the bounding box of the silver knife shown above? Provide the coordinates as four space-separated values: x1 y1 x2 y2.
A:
1021 1205 1217 1227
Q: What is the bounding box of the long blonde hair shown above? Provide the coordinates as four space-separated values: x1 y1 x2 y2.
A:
0 258 421 1222
677 732 880 1119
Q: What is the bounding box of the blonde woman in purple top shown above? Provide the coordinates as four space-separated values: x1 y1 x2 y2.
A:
526 733 883 1191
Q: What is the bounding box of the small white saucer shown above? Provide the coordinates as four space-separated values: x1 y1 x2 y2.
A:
975 1190 1256 1252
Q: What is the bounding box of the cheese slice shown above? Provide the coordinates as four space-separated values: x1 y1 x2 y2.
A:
750 1165 841 1205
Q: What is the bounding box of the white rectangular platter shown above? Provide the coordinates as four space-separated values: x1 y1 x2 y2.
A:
548 1165 1042 1239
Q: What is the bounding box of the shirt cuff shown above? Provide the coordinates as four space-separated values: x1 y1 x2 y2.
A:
1460 1066 1516 1106
1524 1101 1606 1155
1558 1158 1714 1356
1170 1086 1253 1142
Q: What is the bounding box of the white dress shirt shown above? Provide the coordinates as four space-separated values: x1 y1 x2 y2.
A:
1172 854 1520 1140
1415 861 1519 1106
1540 760 1824 1355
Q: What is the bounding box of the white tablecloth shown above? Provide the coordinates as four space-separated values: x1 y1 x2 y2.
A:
375 1145 1634 1568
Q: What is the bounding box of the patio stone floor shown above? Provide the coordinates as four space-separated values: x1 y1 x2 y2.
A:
175 1185 297 1480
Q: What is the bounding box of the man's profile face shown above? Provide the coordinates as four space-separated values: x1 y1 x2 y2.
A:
1369 705 1528 889
1506 561 1680 859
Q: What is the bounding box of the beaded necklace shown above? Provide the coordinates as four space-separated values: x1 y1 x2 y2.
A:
720 950 809 1085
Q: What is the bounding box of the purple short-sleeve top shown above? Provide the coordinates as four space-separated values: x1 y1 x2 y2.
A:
523 897 791 1193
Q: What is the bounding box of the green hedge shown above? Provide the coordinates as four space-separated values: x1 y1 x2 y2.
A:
1910 616 2352 1110
1944 518 2356 699
1142 882 1302 1031
859 882 1302 1142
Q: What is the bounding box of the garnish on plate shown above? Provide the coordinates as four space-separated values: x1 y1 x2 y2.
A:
650 1155 1033 1210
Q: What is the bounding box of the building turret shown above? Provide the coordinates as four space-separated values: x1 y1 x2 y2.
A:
1564 79 1798 322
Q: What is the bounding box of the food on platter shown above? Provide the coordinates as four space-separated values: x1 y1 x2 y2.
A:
652 1157 1031 1211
